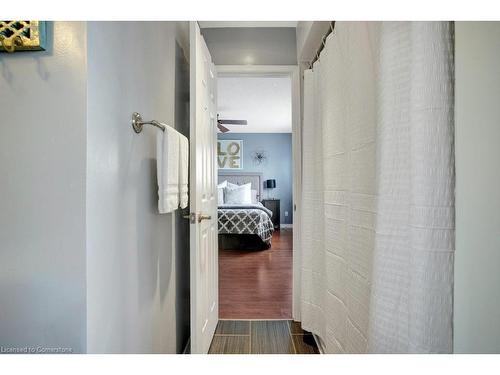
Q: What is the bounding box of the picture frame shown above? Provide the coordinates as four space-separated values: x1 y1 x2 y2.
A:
0 21 47 53
217 140 243 169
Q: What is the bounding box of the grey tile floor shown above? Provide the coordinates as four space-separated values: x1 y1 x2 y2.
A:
208 320 320 354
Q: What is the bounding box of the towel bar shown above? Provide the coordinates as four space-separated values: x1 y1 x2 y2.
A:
132 112 169 133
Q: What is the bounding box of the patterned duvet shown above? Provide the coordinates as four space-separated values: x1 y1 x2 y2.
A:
217 204 274 245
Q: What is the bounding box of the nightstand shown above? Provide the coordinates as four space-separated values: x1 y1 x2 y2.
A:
261 199 280 230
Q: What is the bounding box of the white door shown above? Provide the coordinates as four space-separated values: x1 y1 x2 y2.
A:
189 21 218 354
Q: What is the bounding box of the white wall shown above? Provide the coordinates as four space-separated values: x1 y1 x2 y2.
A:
0 22 87 353
200 27 297 65
454 21 500 353
296 21 331 65
86 21 190 353
296 21 314 63
0 21 190 354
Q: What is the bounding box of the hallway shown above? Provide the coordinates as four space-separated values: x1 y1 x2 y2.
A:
218 230 293 319
2 16 500 359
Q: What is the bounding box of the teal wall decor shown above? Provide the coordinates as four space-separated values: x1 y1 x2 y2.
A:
0 21 47 53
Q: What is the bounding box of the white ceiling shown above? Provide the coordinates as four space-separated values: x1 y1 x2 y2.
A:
217 76 292 133
199 21 298 29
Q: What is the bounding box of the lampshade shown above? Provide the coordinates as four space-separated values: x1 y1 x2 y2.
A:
265 179 276 189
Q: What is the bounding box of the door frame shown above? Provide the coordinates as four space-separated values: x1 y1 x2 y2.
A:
215 65 302 321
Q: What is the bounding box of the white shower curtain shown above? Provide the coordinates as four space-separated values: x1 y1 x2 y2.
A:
300 21 455 353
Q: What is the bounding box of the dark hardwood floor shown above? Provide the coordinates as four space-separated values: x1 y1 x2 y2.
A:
209 320 319 354
219 229 293 319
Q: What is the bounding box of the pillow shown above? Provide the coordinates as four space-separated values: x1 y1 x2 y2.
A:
224 181 241 193
217 181 227 205
251 189 258 204
217 188 224 205
224 183 252 205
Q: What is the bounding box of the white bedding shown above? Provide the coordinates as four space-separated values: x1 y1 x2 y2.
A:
217 180 259 205
224 183 252 205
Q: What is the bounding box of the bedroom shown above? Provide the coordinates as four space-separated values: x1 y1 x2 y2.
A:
216 74 294 320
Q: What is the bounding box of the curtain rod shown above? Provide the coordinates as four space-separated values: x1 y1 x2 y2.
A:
309 21 335 69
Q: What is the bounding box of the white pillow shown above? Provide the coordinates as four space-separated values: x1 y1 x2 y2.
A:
224 181 247 194
217 188 224 205
217 181 227 205
251 189 258 204
224 181 241 193
224 183 252 205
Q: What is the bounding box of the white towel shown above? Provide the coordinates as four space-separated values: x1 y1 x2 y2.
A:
178 134 189 209
157 126 180 213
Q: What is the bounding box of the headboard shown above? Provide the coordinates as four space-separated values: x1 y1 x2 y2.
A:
218 172 263 201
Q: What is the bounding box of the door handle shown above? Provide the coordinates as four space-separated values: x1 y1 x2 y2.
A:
182 212 211 224
198 214 212 223
182 212 197 224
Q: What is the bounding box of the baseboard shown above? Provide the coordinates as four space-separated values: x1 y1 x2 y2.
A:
280 224 293 229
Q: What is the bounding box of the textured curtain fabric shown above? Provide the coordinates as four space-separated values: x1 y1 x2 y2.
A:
300 21 455 353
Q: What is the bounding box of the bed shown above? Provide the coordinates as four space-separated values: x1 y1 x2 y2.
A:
217 172 274 250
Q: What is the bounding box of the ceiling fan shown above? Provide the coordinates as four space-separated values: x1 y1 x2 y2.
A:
217 114 248 133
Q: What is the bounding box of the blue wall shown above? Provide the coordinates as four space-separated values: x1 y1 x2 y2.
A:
218 133 293 224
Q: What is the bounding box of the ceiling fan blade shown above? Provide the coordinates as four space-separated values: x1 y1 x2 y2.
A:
217 123 230 133
218 119 248 125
